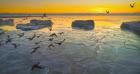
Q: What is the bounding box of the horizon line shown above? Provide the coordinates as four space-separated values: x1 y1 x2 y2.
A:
0 13 140 15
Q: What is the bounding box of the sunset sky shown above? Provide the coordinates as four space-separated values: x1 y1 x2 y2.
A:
0 0 140 14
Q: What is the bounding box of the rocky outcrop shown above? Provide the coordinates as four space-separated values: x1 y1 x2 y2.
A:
16 19 53 31
0 19 14 26
121 21 140 35
72 20 94 30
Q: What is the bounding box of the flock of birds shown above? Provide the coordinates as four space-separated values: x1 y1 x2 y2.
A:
106 2 136 14
0 1 138 72
0 30 65 71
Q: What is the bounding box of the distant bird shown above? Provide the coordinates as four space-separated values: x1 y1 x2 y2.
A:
12 43 20 48
27 34 36 41
58 32 64 35
31 62 45 71
31 46 40 54
17 32 24 38
49 33 57 37
5 35 12 44
48 38 54 41
130 2 136 8
106 10 110 14
48 44 55 49
34 41 42 45
55 39 66 45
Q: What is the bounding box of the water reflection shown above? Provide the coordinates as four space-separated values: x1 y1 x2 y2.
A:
0 15 140 74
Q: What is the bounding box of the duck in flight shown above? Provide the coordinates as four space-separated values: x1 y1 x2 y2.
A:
31 46 40 54
27 34 36 41
58 32 64 35
12 43 20 48
17 32 24 38
5 35 12 44
130 2 136 8
48 38 54 41
49 33 57 37
55 39 66 45
48 44 55 49
31 62 45 71
106 10 110 14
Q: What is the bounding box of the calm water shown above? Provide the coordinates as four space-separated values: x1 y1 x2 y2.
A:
0 15 140 74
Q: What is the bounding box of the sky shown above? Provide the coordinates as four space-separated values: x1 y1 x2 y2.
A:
0 0 140 14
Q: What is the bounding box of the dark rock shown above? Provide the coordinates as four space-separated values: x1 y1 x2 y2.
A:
72 20 94 30
30 19 52 26
121 21 140 35
16 20 53 31
0 19 14 26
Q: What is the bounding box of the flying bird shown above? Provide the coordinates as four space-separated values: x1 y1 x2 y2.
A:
27 34 36 41
49 33 57 37
48 38 54 41
48 44 55 49
5 35 12 44
55 39 66 45
58 32 64 35
17 32 24 38
31 62 45 71
31 46 40 54
106 10 110 14
12 43 20 48
130 2 136 8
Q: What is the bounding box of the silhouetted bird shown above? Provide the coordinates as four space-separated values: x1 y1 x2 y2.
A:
31 62 44 71
5 35 12 44
106 10 110 14
58 32 64 35
31 46 40 54
55 39 66 45
27 34 36 41
130 2 136 8
49 33 57 37
48 38 54 41
12 43 19 48
17 33 24 38
48 44 55 49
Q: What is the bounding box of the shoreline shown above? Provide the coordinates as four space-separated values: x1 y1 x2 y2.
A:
0 13 140 18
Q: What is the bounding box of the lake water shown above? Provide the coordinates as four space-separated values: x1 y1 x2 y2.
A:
0 15 140 74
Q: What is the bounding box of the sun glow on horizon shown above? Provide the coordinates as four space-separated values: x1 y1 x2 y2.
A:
0 0 140 14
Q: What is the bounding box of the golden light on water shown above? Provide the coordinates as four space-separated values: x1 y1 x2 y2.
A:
0 15 140 32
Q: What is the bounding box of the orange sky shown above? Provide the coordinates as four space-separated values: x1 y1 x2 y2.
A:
0 0 140 14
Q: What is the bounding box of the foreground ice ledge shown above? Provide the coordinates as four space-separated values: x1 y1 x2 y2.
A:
72 20 95 30
16 19 53 31
121 21 140 35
